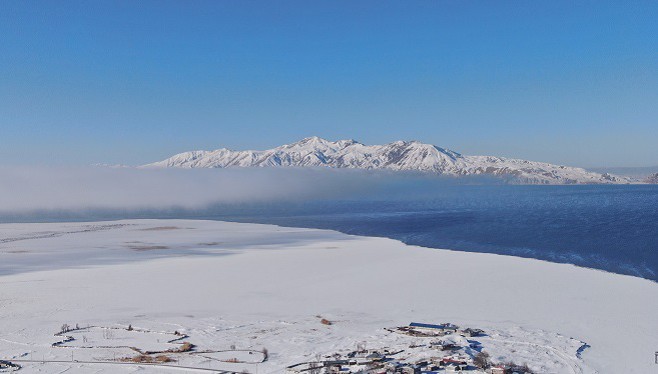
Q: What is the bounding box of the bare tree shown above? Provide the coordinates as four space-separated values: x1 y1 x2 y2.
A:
103 329 115 339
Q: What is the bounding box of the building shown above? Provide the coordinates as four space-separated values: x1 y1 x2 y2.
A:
444 362 467 372
408 322 459 335
460 328 485 337
366 352 385 361
397 366 418 374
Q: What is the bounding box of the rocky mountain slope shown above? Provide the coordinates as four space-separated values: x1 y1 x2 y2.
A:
144 137 630 184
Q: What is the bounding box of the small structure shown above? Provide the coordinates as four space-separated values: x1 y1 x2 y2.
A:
366 351 385 361
441 357 468 370
0 360 21 372
324 362 344 373
460 328 485 337
441 343 460 351
444 361 467 372
489 365 533 374
408 322 459 335
397 366 418 374
429 340 460 351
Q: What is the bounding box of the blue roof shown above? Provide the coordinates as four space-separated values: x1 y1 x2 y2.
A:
409 322 456 330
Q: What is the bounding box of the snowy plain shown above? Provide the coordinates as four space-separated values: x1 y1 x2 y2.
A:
0 220 656 373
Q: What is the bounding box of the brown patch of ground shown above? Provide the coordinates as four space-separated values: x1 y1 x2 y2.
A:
123 354 175 363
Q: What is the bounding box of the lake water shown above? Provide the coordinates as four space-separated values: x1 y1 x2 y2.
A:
3 185 657 282
201 185 658 282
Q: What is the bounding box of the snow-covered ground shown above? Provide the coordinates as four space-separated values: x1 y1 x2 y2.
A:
0 220 656 373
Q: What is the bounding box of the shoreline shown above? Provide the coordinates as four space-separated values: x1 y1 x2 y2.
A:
2 215 655 284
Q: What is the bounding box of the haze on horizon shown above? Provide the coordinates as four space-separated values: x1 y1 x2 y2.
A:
1 1 657 168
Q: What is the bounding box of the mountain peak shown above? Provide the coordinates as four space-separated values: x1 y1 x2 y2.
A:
279 137 363 152
298 136 329 144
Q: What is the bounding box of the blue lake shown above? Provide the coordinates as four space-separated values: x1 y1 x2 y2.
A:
200 185 658 281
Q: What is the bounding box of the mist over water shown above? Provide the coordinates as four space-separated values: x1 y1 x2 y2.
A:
1 167 656 281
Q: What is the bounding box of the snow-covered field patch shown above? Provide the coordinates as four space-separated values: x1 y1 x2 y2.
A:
55 326 185 353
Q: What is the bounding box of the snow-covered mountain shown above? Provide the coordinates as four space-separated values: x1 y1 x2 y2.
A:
645 173 658 184
144 137 630 184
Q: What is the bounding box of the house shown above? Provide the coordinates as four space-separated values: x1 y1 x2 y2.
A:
489 366 506 374
461 328 485 337
408 322 459 334
366 351 385 360
441 343 460 351
441 358 468 370
429 341 460 351
444 362 467 372
396 365 418 374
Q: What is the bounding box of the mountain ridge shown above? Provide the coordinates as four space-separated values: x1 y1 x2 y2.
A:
143 137 631 185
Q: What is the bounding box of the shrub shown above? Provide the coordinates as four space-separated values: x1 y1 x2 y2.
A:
130 355 151 363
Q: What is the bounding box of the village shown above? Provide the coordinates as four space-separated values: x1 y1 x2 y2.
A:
286 322 534 374
0 360 21 373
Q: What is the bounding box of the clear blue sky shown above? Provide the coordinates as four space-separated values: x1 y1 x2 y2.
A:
1 1 656 167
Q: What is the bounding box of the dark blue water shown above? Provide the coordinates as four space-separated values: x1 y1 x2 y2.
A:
3 185 657 281
199 185 658 281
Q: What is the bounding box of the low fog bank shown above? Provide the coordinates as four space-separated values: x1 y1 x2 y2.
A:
0 166 499 215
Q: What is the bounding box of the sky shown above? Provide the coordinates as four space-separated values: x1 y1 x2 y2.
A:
1 1 657 168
